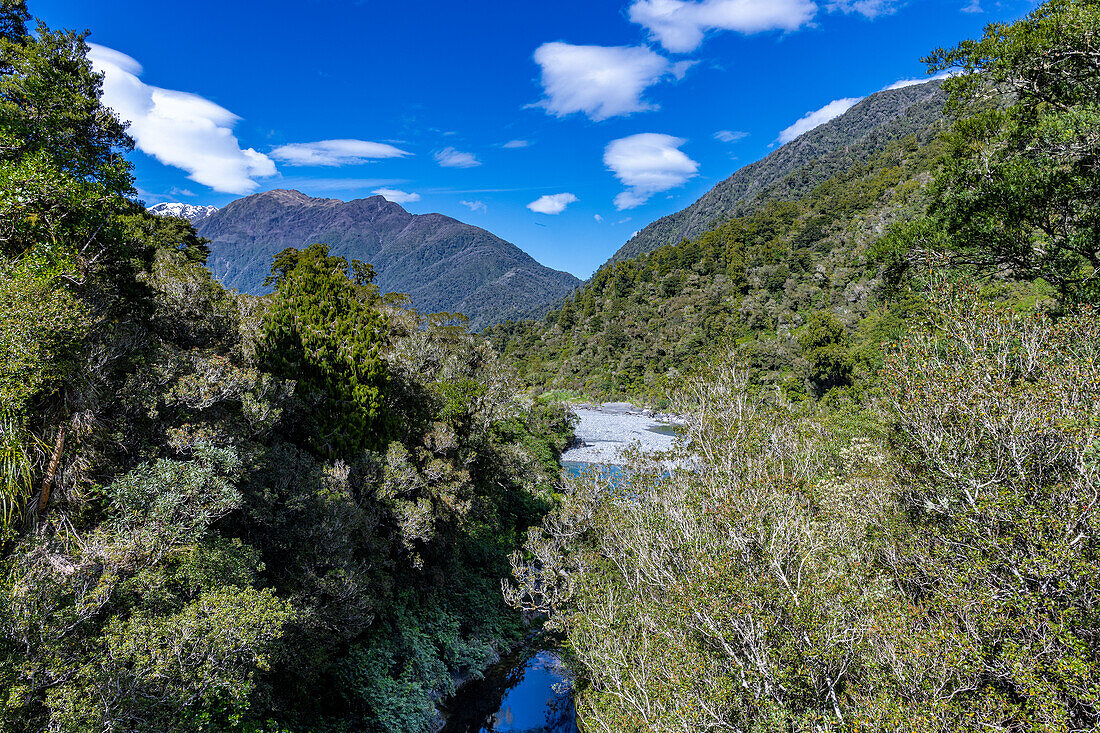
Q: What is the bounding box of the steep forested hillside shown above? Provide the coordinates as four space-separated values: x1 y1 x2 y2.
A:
192 189 581 330
608 80 947 266
488 124 960 400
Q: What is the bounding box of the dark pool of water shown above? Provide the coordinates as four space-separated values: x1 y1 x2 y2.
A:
439 645 577 733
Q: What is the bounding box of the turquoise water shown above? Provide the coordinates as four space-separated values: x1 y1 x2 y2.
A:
562 460 624 481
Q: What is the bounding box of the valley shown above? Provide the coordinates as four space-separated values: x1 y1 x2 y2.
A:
3 1 1100 732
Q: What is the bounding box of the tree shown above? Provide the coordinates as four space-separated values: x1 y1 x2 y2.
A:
0 4 140 522
880 281 1100 730
0 1 29 44
799 311 853 393
907 0 1100 301
261 243 390 457
556 295 576 331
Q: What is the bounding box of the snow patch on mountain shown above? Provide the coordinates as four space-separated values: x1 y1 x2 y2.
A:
148 202 219 223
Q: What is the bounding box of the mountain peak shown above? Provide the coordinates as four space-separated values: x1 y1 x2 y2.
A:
195 192 579 330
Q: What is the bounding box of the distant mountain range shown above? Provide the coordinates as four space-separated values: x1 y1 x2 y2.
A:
147 82 944 331
150 191 580 331
607 80 947 267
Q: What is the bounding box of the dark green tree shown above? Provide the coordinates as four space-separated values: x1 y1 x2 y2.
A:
556 295 576 330
262 243 390 457
0 1 29 44
799 311 853 393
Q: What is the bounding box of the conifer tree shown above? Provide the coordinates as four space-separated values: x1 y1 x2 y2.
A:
262 243 390 457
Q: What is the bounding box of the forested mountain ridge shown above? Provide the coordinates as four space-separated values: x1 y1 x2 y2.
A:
487 95 955 400
6 0 1100 730
191 189 581 330
506 3 1100 730
607 80 947 266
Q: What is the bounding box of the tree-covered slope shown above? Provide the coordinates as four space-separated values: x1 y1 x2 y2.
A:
606 80 947 267
487 129 951 401
194 189 581 330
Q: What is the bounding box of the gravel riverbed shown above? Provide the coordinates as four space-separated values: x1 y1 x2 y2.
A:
561 404 681 465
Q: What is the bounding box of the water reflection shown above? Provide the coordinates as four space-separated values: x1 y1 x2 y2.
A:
440 648 577 733
441 462 602 733
646 423 681 438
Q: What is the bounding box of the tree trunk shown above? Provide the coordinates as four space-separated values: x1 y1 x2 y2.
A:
37 425 66 515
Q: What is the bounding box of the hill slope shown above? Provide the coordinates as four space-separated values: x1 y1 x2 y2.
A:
487 96 954 400
606 80 947 266
193 190 580 330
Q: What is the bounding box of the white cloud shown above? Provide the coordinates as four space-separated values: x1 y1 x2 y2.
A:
961 0 982 12
372 188 420 204
532 42 689 122
594 214 604 222
604 133 699 210
714 129 748 143
88 44 276 195
527 193 578 215
826 0 897 18
628 0 817 53
435 147 481 168
503 140 530 148
271 139 410 166
778 97 862 144
883 70 956 90
461 199 487 212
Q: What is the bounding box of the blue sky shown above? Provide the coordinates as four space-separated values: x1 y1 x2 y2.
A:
36 0 1034 278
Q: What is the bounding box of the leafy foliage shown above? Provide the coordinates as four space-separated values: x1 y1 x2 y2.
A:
889 0 1100 301
0 6 576 732
488 133 946 402
509 283 1100 732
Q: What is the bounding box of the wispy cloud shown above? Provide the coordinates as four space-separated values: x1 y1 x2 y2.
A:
826 0 898 19
778 97 862 144
461 199 487 212
527 193 578 215
503 139 530 148
604 133 699 210
628 0 818 53
435 147 481 168
532 42 692 122
270 139 410 166
88 44 276 194
714 129 749 143
276 177 408 193
961 0 982 12
372 188 421 204
883 69 955 91
594 214 604 222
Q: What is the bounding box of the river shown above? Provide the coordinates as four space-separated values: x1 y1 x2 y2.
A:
439 406 679 732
